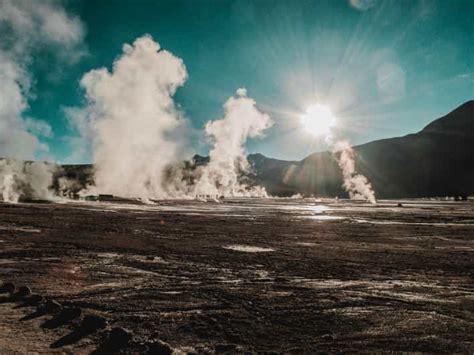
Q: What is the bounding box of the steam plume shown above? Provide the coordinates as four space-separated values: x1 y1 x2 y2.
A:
333 140 376 204
194 89 273 197
0 0 85 202
75 35 188 199
0 159 56 203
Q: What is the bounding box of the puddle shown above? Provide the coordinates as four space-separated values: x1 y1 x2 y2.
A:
297 242 318 247
288 278 459 302
307 215 346 221
97 252 120 258
254 270 270 278
223 245 274 253
129 255 168 264
160 291 183 295
218 278 243 284
0 225 41 233
108 265 157 276
354 219 474 227
84 282 125 290
311 205 330 214
268 291 293 297
289 278 445 290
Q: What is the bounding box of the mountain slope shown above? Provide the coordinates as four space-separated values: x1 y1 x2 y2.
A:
51 101 474 199
249 101 474 198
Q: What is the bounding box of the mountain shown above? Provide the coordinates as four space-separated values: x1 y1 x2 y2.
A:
54 101 473 199
248 100 474 198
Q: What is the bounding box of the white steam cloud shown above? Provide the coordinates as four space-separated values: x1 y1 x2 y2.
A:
333 140 376 204
74 35 188 199
69 36 273 200
0 159 56 203
0 0 84 202
306 106 376 204
193 88 273 197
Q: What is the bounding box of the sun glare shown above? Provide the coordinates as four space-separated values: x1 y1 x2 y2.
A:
301 103 336 137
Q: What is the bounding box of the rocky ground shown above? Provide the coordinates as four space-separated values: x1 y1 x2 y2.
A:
0 198 473 353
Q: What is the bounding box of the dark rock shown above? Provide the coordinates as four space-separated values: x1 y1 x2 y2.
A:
41 306 82 329
0 282 15 294
80 315 108 333
106 327 132 350
58 306 82 321
321 333 334 341
147 339 173 355
42 300 62 314
17 286 32 298
215 343 237 353
24 294 43 305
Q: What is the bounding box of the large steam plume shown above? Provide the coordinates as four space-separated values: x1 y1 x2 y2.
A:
69 36 273 200
0 159 56 203
193 89 273 197
74 35 188 199
0 0 84 202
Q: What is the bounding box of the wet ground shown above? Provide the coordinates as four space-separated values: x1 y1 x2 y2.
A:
0 198 473 353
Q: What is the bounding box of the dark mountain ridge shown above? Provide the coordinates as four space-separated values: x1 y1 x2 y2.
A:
247 100 474 198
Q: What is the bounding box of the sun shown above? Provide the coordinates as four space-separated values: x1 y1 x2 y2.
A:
301 103 336 137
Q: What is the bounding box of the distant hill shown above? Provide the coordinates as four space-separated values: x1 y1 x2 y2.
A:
55 100 474 199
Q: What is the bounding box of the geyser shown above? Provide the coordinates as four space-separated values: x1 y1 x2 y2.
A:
70 36 273 200
334 141 376 204
77 35 188 199
299 103 376 204
0 0 85 203
193 88 273 197
0 159 56 203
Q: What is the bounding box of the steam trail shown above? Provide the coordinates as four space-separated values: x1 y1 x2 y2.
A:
69 36 273 200
0 159 56 203
333 140 376 204
194 89 273 197
0 0 84 202
75 35 188 199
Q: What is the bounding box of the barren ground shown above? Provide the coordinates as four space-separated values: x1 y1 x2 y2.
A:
0 198 473 353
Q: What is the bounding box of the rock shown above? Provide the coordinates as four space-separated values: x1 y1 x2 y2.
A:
106 327 132 350
147 339 173 355
397 203 403 207
17 286 32 298
42 300 62 314
24 294 43 305
58 306 82 321
215 343 237 353
321 333 334 341
80 315 108 332
0 282 15 294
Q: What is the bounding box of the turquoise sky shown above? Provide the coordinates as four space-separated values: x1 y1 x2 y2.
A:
24 0 473 162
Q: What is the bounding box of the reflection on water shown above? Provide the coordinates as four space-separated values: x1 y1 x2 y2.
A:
0 225 41 233
223 244 274 253
354 218 474 227
311 205 331 214
307 215 346 221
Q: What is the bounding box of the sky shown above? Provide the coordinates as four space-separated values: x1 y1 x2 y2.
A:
1 0 473 163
